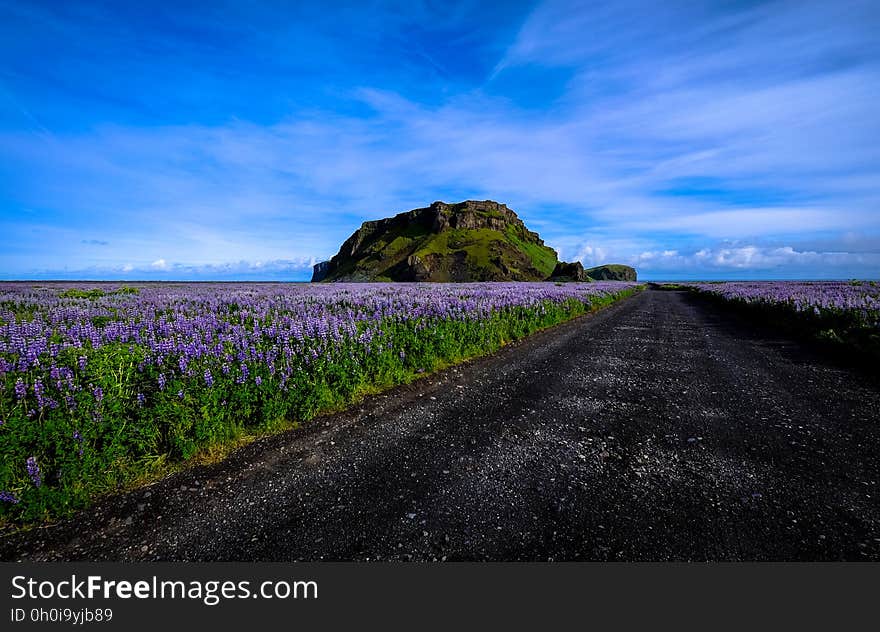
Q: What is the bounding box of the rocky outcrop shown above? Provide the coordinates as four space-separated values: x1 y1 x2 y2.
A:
549 262 638 282
312 200 559 282
583 264 637 282
549 261 590 282
311 260 333 283
311 200 638 283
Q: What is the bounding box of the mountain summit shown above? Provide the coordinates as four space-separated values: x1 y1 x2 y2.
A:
311 200 636 283
312 200 558 282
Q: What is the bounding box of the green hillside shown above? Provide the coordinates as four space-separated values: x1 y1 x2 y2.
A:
313 200 559 282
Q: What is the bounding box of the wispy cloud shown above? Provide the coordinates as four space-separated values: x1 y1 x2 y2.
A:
562 241 880 280
0 0 878 279
0 258 315 281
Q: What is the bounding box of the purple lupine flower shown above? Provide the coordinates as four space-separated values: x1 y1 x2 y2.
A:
0 491 19 504
15 378 26 400
203 369 213 387
158 373 167 390
78 356 87 371
177 389 185 400
137 392 146 406
254 376 262 386
26 456 41 487
92 386 103 402
33 378 46 409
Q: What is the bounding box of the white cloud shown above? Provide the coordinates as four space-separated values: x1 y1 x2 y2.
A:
571 244 608 267
1 0 878 280
5 258 318 282
627 244 877 277
554 235 880 279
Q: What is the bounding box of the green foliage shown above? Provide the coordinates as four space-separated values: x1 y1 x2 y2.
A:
321 205 559 282
686 286 880 362
504 226 557 277
0 287 640 525
408 227 556 280
59 288 106 299
59 286 140 300
583 264 637 282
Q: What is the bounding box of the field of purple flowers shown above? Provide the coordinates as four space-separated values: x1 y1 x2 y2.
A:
680 281 880 350
0 281 640 523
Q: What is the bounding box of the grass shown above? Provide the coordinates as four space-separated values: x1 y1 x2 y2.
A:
323 216 558 282
504 226 557 278
676 285 880 365
583 264 636 281
58 286 140 300
411 227 556 280
0 286 641 526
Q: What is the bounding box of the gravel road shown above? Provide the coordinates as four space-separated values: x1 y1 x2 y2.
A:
2 289 878 561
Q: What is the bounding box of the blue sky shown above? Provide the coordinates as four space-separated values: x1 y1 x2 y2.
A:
1 0 878 281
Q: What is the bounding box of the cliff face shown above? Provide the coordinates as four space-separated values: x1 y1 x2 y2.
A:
549 261 590 282
312 200 559 282
548 261 637 282
583 264 637 282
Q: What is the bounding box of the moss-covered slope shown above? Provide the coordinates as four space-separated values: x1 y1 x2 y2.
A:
312 200 559 282
583 264 637 282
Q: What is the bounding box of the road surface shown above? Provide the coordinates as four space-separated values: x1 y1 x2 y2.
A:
2 289 878 561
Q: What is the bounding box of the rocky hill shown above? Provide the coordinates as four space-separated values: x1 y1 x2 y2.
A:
548 261 637 282
582 264 637 282
312 200 558 282
311 200 637 283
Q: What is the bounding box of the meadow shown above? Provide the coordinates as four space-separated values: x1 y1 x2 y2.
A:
678 281 880 356
0 281 641 523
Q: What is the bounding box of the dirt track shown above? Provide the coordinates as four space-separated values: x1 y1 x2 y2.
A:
2 289 878 561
